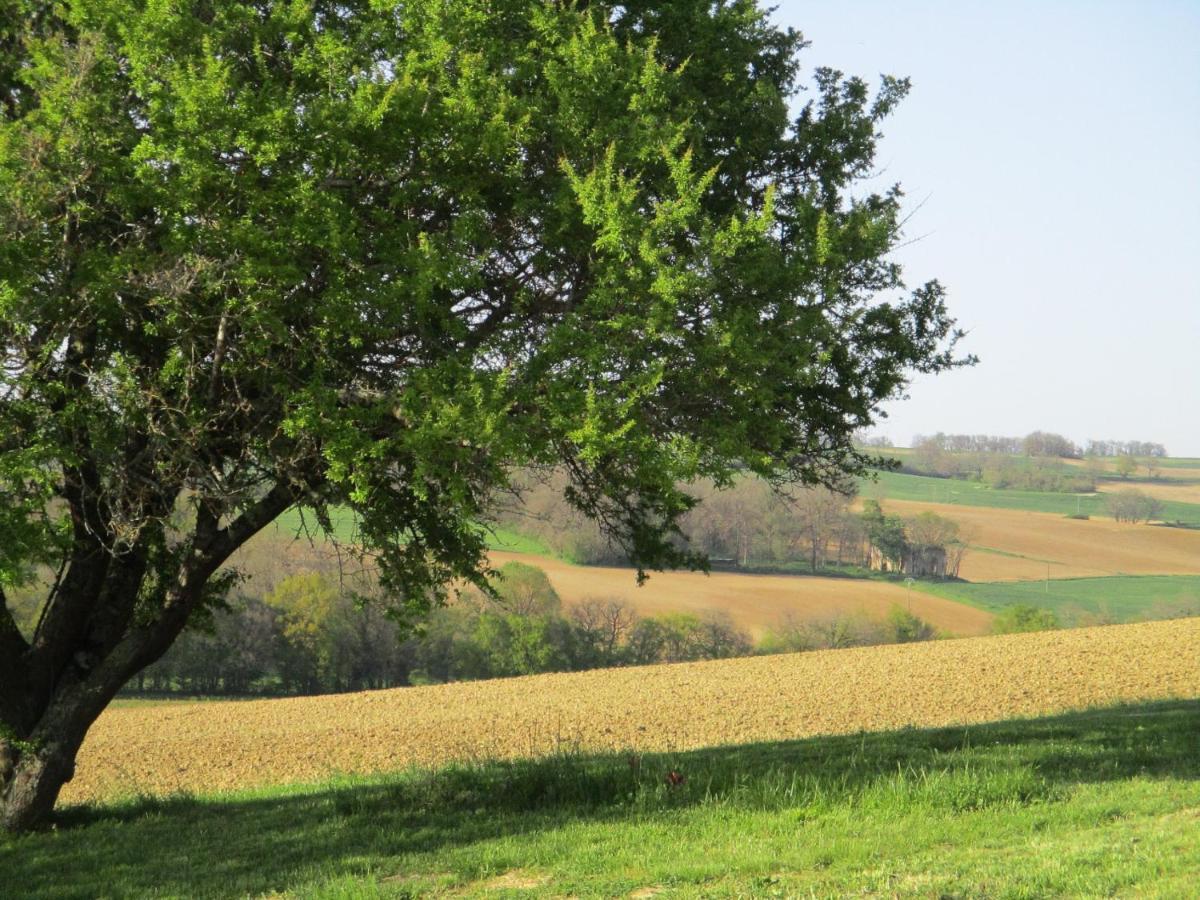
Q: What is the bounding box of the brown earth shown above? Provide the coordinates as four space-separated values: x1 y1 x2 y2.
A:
63 617 1200 805
487 551 993 638
880 501 1200 582
1096 479 1200 505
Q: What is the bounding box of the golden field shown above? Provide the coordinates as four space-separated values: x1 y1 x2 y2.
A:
64 617 1200 804
489 550 994 638
881 500 1200 582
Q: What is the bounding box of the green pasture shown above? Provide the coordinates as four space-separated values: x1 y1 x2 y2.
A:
861 470 1200 524
918 575 1200 625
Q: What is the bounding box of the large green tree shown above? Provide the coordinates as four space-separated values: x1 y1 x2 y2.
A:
0 0 967 831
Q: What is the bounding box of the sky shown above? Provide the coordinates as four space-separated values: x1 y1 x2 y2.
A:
769 1 1200 456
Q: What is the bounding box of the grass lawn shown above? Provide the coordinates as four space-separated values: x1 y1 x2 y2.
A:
862 470 1200 524
917 575 1200 625
4 700 1199 897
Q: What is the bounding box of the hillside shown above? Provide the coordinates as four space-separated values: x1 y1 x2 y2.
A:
65 616 1200 805
878 500 1200 581
487 550 993 638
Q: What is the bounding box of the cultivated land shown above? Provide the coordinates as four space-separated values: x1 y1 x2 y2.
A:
881 499 1200 582
64 617 1200 805
488 550 992 638
864 469 1200 524
7 701 1200 897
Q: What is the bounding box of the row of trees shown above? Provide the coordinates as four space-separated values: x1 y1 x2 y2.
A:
908 435 1169 492
1086 440 1168 458
908 443 1096 493
117 561 945 696
908 432 1167 460
500 473 966 577
911 431 1083 459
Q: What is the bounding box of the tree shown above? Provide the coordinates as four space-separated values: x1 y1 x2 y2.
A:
1107 490 1163 525
991 605 1059 634
0 0 966 830
1115 454 1138 479
569 597 639 666
791 487 851 572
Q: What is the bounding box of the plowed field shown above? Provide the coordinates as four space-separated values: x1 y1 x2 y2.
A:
881 501 1200 582
64 617 1200 804
488 551 993 638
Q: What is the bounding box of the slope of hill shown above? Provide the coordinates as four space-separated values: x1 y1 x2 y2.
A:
880 500 1200 582
864 469 1200 524
64 617 1200 805
487 550 992 638
919 575 1200 624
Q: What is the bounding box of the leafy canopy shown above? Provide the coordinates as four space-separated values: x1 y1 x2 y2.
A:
0 0 966 635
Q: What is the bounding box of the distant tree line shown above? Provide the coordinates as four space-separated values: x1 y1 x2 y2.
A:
907 432 1167 461
499 472 966 577
34 557 943 697
910 431 1083 458
904 431 1169 494
1085 439 1167 458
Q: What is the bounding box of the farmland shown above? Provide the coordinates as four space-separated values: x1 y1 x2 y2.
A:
918 575 1200 624
863 469 1200 524
6 700 1198 898
63 617 1200 805
488 551 992 638
880 499 1200 582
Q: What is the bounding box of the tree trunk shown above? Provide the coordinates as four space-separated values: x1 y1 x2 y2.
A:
0 693 98 833
0 741 78 833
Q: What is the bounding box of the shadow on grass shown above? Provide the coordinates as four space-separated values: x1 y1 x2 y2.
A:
2 699 1198 898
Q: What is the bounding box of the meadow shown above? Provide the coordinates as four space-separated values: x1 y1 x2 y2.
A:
918 575 1200 624
864 469 1200 524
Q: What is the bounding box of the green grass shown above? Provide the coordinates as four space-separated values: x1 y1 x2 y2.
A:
862 470 1200 524
917 575 1200 624
1151 457 1200 470
5 701 1200 897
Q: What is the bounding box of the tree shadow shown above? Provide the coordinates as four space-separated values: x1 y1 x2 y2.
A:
2 699 1197 898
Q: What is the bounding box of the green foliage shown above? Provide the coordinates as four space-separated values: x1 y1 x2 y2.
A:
860 499 908 563
0 0 968 828
0 0 965 629
990 604 1060 634
884 605 937 643
490 562 561 617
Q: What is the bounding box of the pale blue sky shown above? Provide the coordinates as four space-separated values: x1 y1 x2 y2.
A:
771 1 1200 455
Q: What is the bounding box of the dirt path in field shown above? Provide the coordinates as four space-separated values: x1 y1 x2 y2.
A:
487 551 993 638
878 501 1200 582
63 617 1200 804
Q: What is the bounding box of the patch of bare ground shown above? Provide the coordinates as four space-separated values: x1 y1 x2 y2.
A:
64 618 1200 804
879 501 1200 582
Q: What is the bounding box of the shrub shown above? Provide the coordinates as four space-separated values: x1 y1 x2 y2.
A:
991 604 1059 634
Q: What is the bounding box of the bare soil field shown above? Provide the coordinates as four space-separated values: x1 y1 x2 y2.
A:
488 551 993 638
882 500 1200 582
64 617 1200 804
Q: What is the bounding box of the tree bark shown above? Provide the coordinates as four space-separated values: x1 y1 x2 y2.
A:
0 483 298 832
